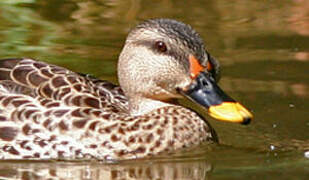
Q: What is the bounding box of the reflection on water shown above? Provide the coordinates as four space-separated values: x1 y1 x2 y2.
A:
0 159 211 180
0 0 308 179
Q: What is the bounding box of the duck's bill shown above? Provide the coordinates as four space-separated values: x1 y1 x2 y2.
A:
180 72 253 124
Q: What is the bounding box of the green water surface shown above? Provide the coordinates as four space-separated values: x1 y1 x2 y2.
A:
0 0 308 179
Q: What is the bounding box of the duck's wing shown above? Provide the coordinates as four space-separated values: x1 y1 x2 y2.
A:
0 58 130 159
0 58 128 111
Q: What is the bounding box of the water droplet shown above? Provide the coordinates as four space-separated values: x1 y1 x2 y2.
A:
289 104 295 108
304 151 309 159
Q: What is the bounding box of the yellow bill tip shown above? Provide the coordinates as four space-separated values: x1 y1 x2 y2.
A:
208 102 253 124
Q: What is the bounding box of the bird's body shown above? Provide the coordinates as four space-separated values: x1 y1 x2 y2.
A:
0 19 252 160
0 58 213 160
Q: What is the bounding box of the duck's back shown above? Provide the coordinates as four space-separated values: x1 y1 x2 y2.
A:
0 58 129 159
0 58 128 109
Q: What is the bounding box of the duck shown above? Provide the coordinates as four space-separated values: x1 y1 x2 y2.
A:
0 18 252 160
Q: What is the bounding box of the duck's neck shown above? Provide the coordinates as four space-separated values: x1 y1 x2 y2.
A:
129 97 175 116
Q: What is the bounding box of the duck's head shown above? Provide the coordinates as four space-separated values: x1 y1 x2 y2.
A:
118 19 252 124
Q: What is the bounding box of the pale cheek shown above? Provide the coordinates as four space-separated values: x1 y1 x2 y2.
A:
156 66 191 94
175 76 192 90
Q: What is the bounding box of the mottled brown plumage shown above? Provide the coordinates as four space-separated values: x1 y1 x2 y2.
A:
0 19 247 160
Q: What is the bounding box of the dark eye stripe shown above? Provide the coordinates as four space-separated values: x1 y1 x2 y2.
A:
132 40 187 63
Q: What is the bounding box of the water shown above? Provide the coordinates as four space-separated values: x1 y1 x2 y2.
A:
0 0 308 179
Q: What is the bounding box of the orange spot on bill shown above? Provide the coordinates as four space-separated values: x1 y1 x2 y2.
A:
189 55 205 79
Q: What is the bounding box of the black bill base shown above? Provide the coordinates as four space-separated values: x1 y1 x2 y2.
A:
180 72 253 124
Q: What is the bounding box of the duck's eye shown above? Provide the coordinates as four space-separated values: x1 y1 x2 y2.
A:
154 41 167 53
